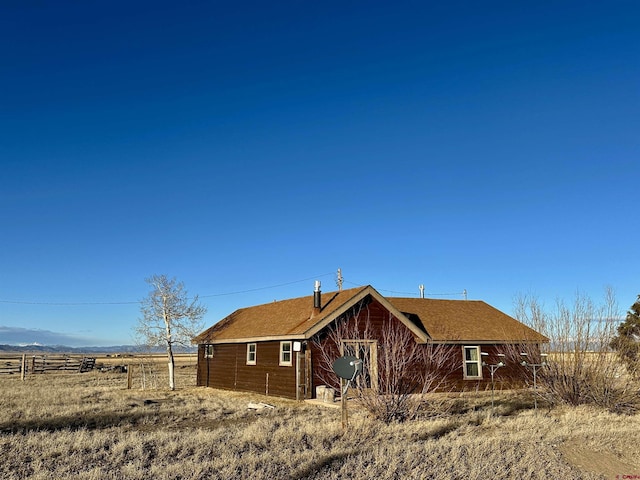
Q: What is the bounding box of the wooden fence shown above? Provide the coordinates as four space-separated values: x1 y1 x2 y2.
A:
0 354 96 377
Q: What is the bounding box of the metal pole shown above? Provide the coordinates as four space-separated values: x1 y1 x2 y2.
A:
482 354 504 414
521 353 546 415
533 365 538 413
491 368 495 409
341 378 348 429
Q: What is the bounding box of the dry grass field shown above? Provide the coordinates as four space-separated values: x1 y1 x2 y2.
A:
1 357 639 480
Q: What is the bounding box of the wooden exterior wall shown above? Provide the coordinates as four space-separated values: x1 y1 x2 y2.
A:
448 344 536 392
197 295 540 399
196 341 299 398
308 296 391 393
308 297 535 395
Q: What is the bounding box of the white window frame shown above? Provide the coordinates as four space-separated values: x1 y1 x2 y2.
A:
463 345 482 379
279 341 292 366
204 345 214 358
246 343 257 365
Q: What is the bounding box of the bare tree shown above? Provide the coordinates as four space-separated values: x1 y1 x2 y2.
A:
312 300 459 423
513 288 639 413
507 293 552 384
368 318 458 422
136 275 207 390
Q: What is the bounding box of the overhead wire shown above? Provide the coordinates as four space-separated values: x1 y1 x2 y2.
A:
0 272 465 305
0 272 336 306
0 299 139 306
343 280 466 298
199 272 334 298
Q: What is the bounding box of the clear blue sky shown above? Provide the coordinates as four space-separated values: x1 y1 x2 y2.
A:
1 1 638 346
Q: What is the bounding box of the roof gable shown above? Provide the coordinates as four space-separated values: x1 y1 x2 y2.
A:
193 286 368 344
302 285 430 342
193 285 548 344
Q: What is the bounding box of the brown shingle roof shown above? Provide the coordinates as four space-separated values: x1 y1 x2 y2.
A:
193 286 368 343
387 297 548 343
193 285 548 344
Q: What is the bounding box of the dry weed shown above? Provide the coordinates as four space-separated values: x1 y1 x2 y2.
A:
1 371 639 479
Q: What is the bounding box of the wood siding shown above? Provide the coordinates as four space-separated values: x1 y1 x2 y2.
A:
197 341 299 399
441 344 536 392
309 296 390 393
196 295 541 399
308 298 534 395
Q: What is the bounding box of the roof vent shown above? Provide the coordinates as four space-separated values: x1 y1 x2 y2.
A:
313 281 321 310
419 284 425 299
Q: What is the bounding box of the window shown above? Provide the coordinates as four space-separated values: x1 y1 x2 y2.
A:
463 346 482 379
204 345 214 358
279 341 292 366
246 343 257 365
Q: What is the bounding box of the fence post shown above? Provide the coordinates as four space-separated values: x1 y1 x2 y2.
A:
21 354 26 381
127 364 132 389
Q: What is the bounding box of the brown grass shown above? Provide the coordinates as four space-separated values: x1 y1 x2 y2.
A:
1 364 639 479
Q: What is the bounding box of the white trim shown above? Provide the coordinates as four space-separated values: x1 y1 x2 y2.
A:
201 338 544 346
303 285 430 343
463 345 482 379
246 343 257 365
204 344 214 358
204 335 305 345
431 340 546 345
279 341 292 366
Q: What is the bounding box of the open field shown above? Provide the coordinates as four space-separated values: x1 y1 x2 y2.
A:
1 361 639 479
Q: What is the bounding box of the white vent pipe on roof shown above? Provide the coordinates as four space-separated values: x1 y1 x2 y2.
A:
314 281 321 309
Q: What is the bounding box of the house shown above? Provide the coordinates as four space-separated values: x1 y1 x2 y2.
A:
193 283 548 400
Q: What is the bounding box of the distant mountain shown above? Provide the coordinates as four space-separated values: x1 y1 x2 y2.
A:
0 344 197 354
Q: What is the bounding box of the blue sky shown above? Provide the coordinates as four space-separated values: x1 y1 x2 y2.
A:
1 1 638 346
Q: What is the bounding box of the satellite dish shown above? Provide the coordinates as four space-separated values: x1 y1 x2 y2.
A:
332 355 362 381
332 355 364 425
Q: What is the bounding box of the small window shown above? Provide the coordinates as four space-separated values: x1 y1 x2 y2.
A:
279 341 292 366
204 345 214 358
246 343 257 365
463 346 482 379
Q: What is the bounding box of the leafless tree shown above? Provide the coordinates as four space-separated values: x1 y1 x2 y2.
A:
513 288 639 413
506 293 552 383
312 300 459 423
135 275 206 390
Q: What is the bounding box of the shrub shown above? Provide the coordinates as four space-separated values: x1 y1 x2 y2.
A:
312 300 458 424
514 289 640 414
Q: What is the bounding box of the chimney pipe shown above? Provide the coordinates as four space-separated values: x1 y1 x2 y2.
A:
419 284 425 299
313 281 321 310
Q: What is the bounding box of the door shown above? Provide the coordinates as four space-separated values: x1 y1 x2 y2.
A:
341 340 378 391
296 351 311 400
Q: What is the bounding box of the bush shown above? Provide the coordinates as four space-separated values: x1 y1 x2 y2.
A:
514 289 640 414
312 300 458 424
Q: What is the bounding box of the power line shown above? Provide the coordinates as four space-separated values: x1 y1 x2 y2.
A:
0 299 140 306
0 272 336 306
1 272 466 305
343 280 466 298
200 272 335 298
